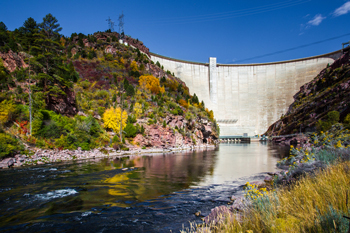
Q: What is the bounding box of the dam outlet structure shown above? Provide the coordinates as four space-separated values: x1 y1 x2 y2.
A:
150 51 342 137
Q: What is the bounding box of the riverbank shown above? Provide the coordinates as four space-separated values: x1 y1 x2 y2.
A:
0 144 216 169
186 124 350 232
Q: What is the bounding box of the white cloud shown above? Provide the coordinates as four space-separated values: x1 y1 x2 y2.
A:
333 1 350 16
307 14 326 26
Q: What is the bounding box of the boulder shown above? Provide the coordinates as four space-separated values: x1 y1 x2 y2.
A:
203 206 232 225
7 158 15 168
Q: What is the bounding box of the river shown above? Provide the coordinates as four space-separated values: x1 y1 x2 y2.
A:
0 142 288 233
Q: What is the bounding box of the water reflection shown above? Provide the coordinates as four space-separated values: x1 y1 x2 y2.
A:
102 150 218 207
195 142 288 186
0 143 288 230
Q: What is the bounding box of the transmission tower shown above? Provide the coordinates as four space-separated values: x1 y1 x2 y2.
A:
118 12 124 39
106 16 115 32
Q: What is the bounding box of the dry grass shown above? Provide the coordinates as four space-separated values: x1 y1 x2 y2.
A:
186 161 350 233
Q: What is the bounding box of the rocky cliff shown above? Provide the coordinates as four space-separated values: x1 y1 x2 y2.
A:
265 51 350 136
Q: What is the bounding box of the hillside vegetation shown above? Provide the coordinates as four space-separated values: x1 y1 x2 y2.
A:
0 14 218 159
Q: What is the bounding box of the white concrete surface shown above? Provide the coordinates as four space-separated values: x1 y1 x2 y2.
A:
151 53 337 136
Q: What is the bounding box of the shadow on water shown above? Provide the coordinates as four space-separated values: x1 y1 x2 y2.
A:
0 142 288 232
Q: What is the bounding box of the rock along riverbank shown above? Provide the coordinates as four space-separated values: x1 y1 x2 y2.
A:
0 144 216 169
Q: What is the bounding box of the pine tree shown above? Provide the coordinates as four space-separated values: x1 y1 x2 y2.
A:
39 13 62 39
18 17 38 51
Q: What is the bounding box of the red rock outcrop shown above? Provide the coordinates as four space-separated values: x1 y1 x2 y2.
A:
0 50 28 72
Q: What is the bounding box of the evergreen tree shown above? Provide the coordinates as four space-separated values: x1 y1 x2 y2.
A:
0 22 7 31
29 21 78 113
18 17 38 51
0 22 9 52
39 13 62 39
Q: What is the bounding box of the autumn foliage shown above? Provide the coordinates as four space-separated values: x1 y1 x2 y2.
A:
133 102 142 118
138 74 165 94
206 108 214 120
102 107 128 133
178 99 188 109
0 100 15 125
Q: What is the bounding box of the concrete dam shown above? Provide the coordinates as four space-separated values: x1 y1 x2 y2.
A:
150 51 342 137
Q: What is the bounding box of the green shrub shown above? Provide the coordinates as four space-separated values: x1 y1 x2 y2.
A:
127 115 137 124
328 111 340 124
344 113 350 129
308 206 350 232
112 135 120 143
317 111 340 132
97 106 105 116
168 101 177 109
104 53 114 61
185 111 192 120
124 123 137 138
126 85 135 96
0 133 23 158
170 109 178 115
79 142 90 151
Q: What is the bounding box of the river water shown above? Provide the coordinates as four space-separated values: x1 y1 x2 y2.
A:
0 142 288 233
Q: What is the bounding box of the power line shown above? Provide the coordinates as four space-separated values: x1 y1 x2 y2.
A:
146 0 310 25
233 33 350 63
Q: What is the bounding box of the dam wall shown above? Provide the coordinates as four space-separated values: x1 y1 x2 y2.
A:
150 51 341 136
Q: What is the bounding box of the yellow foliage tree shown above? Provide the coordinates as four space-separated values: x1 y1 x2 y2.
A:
134 102 142 118
60 37 66 46
0 100 15 125
119 57 125 65
178 99 188 109
166 79 178 92
130 60 139 72
102 107 127 133
205 108 214 120
138 74 165 94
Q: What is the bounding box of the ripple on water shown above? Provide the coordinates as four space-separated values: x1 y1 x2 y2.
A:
35 189 78 201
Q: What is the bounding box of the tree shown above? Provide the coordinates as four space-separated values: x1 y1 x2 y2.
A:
178 99 188 109
29 27 78 112
134 103 142 118
39 13 62 39
102 107 127 133
124 123 137 138
0 22 9 52
18 17 38 51
126 85 135 97
138 74 165 94
0 99 16 125
0 60 16 92
130 61 138 72
0 22 7 31
192 93 199 104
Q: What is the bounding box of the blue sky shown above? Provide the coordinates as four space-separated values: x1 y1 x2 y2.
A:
1 0 350 64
